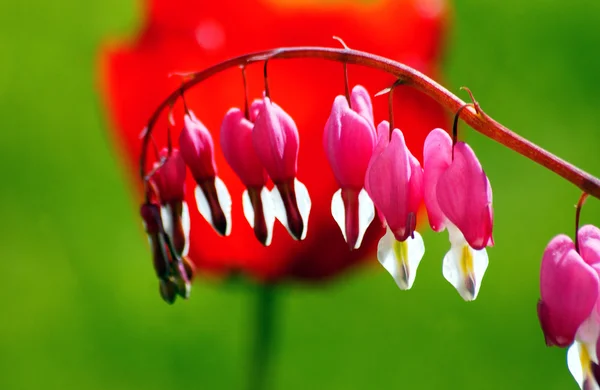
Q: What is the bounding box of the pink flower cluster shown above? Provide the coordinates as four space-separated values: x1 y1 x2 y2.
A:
140 92 311 302
140 84 495 303
322 85 494 299
539 225 600 388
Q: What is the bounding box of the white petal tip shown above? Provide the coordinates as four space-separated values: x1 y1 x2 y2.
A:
272 179 311 241
195 177 233 237
442 242 489 301
567 342 598 390
377 228 425 290
331 188 375 250
242 187 276 246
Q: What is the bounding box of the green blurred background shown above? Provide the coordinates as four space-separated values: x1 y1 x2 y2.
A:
1 0 600 389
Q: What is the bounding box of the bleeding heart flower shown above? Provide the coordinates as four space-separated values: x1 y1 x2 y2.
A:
538 225 600 390
423 128 493 300
221 101 274 246
99 0 449 281
538 234 599 348
252 94 311 241
179 110 232 237
144 147 196 303
324 85 376 250
366 123 424 290
150 148 191 258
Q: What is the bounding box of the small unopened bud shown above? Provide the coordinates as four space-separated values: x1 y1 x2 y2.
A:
159 279 177 305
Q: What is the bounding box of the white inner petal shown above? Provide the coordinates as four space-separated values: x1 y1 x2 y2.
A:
330 189 347 242
568 343 586 390
195 178 233 237
355 189 375 250
330 188 375 250
271 185 289 233
446 222 466 246
377 227 425 290
160 202 189 255
181 201 190 256
261 187 276 247
195 185 213 228
272 179 312 240
472 248 489 298
215 176 232 236
577 315 600 364
294 178 311 240
243 187 276 246
242 189 255 228
442 237 489 301
567 341 600 390
160 204 174 239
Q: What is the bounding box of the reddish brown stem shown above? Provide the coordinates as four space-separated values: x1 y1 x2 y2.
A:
575 192 589 253
140 46 600 199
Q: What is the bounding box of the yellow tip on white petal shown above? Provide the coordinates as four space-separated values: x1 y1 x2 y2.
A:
377 228 425 290
568 342 600 390
442 241 488 301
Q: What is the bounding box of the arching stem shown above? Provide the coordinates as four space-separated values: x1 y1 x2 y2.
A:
139 46 600 200
452 103 473 160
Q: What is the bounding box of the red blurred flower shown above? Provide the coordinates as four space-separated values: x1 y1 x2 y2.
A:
99 0 449 282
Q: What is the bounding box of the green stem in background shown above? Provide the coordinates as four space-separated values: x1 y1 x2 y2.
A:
248 283 277 390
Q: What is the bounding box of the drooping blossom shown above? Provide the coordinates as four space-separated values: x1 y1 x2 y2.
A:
252 94 311 241
323 85 376 249
539 225 600 389
365 118 392 228
99 0 449 281
365 122 425 290
142 149 193 302
221 101 274 246
179 110 232 237
150 148 190 258
423 128 493 301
